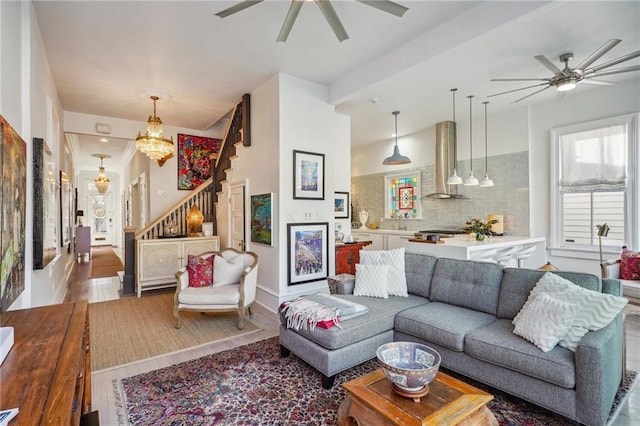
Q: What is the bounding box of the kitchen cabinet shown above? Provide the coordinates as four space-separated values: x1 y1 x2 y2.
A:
351 231 410 251
136 236 220 297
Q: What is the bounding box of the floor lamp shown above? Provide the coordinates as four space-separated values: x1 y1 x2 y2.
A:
597 223 610 264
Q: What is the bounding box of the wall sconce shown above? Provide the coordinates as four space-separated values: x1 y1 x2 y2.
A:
186 204 204 237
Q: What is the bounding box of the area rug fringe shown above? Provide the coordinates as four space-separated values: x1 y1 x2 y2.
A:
606 369 638 425
112 379 129 426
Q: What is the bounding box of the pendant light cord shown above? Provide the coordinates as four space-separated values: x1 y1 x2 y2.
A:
451 89 457 166
468 95 473 171
483 101 489 172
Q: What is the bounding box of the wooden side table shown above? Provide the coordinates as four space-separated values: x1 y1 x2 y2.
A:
338 369 497 426
335 241 372 274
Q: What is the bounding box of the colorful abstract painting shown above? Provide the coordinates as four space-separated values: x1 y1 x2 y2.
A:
177 134 222 190
250 193 273 246
1 116 27 311
287 222 328 285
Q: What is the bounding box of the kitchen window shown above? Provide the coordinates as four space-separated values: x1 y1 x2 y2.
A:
384 172 421 219
550 113 639 256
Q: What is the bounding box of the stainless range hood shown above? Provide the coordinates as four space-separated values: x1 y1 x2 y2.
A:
423 121 466 199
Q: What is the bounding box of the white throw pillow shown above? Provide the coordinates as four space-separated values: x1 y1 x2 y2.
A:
354 264 389 299
212 254 246 287
512 292 578 352
522 272 628 351
359 247 408 297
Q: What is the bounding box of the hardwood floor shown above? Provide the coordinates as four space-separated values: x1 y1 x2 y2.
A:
64 255 639 425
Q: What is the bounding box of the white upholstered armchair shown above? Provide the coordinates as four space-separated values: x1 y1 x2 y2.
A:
174 248 259 330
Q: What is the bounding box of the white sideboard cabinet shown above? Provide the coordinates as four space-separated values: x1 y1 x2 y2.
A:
136 236 220 297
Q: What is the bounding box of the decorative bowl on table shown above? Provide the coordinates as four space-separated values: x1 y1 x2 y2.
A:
376 342 441 401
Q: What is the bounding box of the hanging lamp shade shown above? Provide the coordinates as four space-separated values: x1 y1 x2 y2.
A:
93 154 111 194
479 101 494 187
463 95 478 186
447 88 463 185
383 111 411 165
136 96 175 161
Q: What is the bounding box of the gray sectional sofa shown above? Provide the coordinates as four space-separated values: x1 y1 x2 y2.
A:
279 253 625 426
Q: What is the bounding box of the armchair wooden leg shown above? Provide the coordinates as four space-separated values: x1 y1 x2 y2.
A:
173 305 182 329
237 306 246 330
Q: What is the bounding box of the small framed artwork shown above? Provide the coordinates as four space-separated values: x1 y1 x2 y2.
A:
334 192 349 218
287 222 328 285
250 193 274 246
293 150 324 200
59 170 72 247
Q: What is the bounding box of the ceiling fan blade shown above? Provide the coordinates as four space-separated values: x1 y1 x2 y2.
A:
277 0 304 43
513 85 552 103
535 55 565 75
215 0 263 18
581 79 616 86
587 64 640 78
488 82 549 98
574 39 621 71
356 0 408 17
315 0 349 42
491 78 551 82
586 50 640 73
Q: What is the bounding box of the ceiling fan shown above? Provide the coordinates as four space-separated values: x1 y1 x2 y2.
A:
489 39 640 103
215 0 408 42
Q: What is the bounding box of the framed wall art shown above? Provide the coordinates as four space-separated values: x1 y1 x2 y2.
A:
287 222 328 285
334 191 349 218
250 193 274 246
33 138 58 269
293 150 324 200
178 133 222 190
1 115 27 311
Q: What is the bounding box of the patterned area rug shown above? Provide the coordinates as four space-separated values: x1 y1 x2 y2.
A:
119 337 637 425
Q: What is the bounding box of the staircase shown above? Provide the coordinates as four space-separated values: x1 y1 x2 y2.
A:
136 94 251 241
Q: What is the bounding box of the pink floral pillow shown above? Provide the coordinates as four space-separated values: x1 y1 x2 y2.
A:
187 254 214 287
621 248 640 280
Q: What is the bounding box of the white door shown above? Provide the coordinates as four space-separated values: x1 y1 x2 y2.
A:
230 185 245 251
88 188 113 246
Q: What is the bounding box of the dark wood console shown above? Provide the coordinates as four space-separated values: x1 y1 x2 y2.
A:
0 301 92 425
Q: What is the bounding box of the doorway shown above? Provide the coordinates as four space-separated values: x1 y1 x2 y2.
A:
229 183 246 251
88 185 113 246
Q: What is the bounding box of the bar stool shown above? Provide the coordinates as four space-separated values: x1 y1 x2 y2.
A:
513 244 537 268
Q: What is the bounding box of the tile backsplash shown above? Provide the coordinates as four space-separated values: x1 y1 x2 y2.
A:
351 151 530 236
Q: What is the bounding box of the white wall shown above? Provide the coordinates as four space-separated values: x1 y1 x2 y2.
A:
1 2 74 309
218 73 351 312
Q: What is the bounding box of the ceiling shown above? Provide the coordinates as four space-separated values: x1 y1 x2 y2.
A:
33 1 640 172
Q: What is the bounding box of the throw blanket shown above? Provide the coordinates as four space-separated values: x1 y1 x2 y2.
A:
281 293 368 331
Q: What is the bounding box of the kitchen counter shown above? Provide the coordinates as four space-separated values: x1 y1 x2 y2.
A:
406 235 547 268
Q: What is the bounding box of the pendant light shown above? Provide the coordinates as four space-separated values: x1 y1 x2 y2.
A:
447 88 463 185
93 154 111 194
135 95 175 161
479 101 494 187
464 95 478 186
382 111 411 165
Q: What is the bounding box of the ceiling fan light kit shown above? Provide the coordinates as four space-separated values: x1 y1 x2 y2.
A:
383 111 411 165
135 96 175 161
216 0 408 42
490 39 640 103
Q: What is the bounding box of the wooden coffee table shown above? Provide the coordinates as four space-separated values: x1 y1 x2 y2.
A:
338 369 497 426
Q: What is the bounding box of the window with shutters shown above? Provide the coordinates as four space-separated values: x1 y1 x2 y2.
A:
550 113 638 255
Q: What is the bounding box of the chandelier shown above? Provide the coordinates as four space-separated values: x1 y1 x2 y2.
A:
135 95 175 161
93 154 111 194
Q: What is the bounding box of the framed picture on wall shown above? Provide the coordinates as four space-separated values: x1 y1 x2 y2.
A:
334 192 349 218
177 133 222 190
287 222 328 285
293 150 324 200
32 138 58 269
59 171 72 247
250 193 274 246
